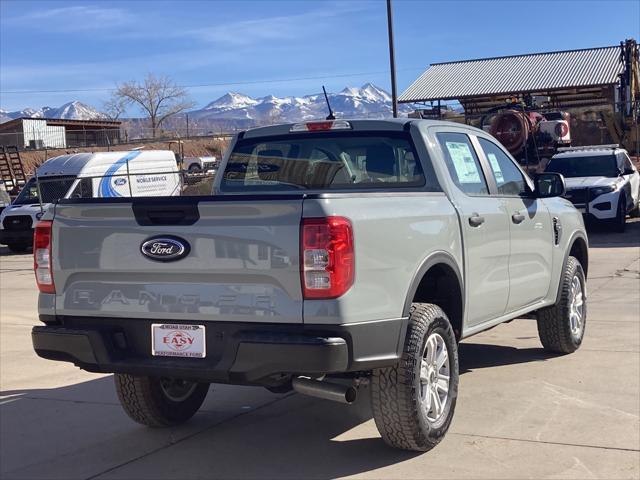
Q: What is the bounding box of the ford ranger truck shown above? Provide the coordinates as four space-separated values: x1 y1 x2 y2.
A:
31 119 588 452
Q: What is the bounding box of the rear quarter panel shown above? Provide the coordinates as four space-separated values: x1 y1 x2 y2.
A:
302 193 462 324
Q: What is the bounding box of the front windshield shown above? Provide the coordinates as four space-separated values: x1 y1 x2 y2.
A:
545 155 618 178
13 176 77 205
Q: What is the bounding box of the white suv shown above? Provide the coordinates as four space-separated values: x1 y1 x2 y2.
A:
545 145 640 232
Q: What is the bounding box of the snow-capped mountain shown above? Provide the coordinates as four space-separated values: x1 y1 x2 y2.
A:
1 85 411 128
0 101 103 123
189 83 411 123
42 101 104 120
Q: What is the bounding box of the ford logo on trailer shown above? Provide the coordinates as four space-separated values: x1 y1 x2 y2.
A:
140 236 190 262
114 178 127 186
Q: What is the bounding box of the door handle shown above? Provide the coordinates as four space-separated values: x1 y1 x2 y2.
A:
512 212 525 224
469 213 485 227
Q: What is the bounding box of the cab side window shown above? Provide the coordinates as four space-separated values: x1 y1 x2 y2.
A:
436 132 489 195
621 153 635 175
478 138 528 196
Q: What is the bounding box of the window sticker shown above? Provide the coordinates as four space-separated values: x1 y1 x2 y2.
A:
445 141 481 184
487 153 505 184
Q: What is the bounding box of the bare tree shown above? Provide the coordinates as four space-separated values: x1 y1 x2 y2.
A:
111 74 194 138
102 96 128 120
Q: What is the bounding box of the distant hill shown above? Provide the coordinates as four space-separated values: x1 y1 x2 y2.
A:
189 83 411 124
1 84 414 133
0 101 104 123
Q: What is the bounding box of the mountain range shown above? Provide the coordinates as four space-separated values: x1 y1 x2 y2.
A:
0 101 104 123
0 84 413 127
189 83 412 123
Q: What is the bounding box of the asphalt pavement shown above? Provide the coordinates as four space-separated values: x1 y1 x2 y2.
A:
1 219 638 479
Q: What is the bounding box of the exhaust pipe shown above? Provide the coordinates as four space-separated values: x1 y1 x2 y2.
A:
292 377 357 404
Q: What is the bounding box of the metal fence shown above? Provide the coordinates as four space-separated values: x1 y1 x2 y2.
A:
0 126 237 152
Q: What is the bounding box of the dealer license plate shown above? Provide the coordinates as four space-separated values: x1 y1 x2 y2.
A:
151 324 206 358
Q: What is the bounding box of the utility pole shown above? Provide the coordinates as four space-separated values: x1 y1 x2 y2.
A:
386 0 398 118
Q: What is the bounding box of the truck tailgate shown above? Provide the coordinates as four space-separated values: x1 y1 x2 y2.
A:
52 198 303 323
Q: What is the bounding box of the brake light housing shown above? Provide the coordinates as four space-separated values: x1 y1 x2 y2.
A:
301 217 354 299
290 120 352 132
34 220 55 294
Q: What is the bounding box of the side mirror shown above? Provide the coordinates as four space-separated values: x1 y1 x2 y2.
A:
534 172 565 198
623 168 635 175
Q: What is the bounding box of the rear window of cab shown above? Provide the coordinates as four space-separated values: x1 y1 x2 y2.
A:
220 132 439 192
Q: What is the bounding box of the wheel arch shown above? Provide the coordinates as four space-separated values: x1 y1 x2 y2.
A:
403 252 464 340
568 232 589 278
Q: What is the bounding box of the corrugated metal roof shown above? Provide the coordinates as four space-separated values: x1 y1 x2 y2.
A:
399 46 624 103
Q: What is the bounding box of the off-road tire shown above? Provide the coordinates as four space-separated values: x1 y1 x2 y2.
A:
114 374 209 427
611 194 627 233
7 243 30 253
371 303 459 451
536 256 586 354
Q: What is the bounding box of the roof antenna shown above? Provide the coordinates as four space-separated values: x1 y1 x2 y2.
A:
322 86 336 120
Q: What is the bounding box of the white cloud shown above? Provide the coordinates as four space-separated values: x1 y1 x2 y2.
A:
12 5 133 30
120 1 374 47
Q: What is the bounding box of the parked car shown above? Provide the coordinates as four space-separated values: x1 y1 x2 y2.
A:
0 150 181 252
31 119 588 452
0 182 10 215
183 155 218 173
545 145 640 232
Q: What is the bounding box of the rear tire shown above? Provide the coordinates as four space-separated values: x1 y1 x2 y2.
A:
630 198 640 218
114 374 209 427
7 243 29 253
371 303 459 451
536 256 586 354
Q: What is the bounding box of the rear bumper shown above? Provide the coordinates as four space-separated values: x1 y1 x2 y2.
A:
32 316 407 385
0 228 33 245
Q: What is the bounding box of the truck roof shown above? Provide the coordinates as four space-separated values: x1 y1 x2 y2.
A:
36 150 177 177
241 118 479 139
552 145 626 159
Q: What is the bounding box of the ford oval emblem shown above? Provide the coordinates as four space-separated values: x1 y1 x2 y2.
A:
114 178 127 186
141 236 190 262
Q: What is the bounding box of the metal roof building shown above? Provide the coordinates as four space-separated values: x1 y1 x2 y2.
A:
0 117 121 150
399 46 626 113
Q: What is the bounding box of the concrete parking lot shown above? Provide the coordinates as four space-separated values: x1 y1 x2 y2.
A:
1 220 638 480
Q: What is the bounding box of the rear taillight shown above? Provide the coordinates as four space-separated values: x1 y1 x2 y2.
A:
301 217 354 299
34 220 55 293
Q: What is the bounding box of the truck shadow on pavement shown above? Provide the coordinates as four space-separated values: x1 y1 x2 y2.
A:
0 245 31 257
0 340 558 479
458 340 555 374
587 217 640 248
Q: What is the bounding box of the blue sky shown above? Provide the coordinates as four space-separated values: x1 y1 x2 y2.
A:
1 0 639 112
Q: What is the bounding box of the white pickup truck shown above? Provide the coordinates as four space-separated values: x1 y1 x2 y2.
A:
31 119 588 451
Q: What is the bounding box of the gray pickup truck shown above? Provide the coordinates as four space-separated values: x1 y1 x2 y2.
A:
32 119 588 452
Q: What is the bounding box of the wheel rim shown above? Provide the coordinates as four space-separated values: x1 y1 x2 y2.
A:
420 333 450 422
569 275 584 339
160 377 198 402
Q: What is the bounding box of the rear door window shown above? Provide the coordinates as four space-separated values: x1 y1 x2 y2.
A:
220 133 435 192
436 132 489 195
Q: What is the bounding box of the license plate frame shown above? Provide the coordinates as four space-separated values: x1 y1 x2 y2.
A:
151 324 206 358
